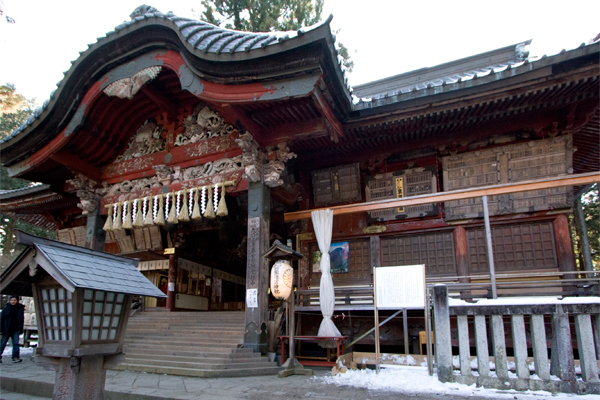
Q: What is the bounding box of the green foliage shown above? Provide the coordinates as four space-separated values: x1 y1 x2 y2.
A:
570 184 599 270
196 0 353 71
0 84 53 268
199 0 323 32
1 83 36 138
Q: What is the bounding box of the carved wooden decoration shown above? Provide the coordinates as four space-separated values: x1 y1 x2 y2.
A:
176 105 237 146
103 66 162 99
67 174 99 214
235 133 296 188
115 121 165 162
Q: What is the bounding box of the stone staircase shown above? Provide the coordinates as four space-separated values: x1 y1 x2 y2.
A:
114 309 280 378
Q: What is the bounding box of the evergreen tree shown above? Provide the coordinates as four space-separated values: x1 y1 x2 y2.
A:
0 84 55 269
197 0 353 71
571 184 599 270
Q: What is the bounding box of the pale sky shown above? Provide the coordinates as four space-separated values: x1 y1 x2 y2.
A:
1 0 598 104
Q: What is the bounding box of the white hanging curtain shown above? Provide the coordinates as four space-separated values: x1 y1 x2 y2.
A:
311 209 341 348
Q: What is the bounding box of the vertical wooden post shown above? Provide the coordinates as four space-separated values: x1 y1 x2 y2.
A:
474 315 490 377
574 314 599 383
166 254 178 310
553 214 577 275
530 314 550 380
84 205 106 251
481 195 497 299
457 315 472 376
244 181 270 354
511 315 529 380
433 285 452 382
453 226 470 299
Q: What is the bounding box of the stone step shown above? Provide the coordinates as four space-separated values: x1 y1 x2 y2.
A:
126 343 239 353
127 321 244 332
126 339 241 348
124 335 242 345
125 346 256 358
122 355 271 369
114 362 282 378
123 352 266 364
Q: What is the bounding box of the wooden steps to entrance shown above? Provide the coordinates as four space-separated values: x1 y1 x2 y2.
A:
114 310 280 378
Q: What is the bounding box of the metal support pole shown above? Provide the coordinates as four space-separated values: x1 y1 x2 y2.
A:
373 267 381 374
403 309 409 355
482 195 497 299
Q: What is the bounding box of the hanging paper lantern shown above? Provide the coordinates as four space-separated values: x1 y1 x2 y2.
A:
270 260 294 300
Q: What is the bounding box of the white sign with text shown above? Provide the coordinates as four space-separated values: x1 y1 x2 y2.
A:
375 264 426 309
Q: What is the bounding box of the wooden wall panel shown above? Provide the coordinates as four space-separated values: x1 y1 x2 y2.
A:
466 221 558 273
381 231 456 275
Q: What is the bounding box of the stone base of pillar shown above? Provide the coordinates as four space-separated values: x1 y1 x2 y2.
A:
52 355 106 400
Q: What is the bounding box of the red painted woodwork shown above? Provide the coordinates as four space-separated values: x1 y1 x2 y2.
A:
453 226 469 281
101 134 242 182
552 214 577 273
99 169 248 213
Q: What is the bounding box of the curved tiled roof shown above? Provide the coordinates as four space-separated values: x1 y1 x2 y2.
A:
1 7 340 147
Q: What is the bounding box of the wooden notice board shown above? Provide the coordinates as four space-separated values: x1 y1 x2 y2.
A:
374 264 426 310
373 264 431 375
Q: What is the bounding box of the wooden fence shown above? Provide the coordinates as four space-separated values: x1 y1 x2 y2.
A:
433 285 599 394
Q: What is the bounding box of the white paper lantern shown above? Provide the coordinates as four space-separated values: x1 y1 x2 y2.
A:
270 260 293 300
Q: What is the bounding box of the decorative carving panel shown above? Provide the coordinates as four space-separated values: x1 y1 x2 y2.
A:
442 136 572 220
365 165 439 222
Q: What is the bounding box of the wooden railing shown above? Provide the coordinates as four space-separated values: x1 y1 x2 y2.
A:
294 271 599 311
433 285 600 395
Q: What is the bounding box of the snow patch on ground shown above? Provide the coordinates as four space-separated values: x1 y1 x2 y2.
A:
316 365 600 399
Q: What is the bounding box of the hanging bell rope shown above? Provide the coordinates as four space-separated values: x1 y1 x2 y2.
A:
144 196 154 226
103 204 114 232
216 183 228 217
98 180 236 230
167 192 178 224
204 187 215 219
178 189 190 222
112 202 123 230
122 201 133 229
155 195 165 226
133 198 144 228
192 188 202 220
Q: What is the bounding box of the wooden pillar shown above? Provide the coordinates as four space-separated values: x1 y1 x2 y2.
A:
243 181 270 353
166 254 178 310
84 205 106 251
453 226 470 299
552 214 576 275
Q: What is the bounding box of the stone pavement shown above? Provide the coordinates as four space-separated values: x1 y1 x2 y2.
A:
0 357 502 400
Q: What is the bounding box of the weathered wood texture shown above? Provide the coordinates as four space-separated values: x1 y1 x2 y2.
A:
284 172 600 221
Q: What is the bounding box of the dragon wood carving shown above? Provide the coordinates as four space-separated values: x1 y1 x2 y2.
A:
235 133 296 188
175 104 237 146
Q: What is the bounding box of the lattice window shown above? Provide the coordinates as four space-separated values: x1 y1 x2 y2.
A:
81 290 125 342
39 287 73 341
466 222 557 273
381 232 456 275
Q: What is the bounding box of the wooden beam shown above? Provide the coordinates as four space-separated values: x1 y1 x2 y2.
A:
284 172 600 221
50 150 102 181
140 86 178 116
312 90 343 142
